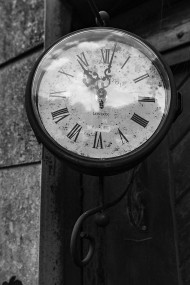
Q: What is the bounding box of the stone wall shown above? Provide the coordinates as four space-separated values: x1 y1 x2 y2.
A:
0 1 44 284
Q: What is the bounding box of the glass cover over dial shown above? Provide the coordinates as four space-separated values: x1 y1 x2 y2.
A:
30 28 172 161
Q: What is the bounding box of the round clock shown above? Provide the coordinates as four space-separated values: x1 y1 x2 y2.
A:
25 27 177 175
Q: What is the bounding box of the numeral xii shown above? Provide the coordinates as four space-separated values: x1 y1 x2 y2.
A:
101 49 110 64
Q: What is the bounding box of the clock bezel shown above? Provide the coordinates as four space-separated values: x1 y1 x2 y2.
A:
25 27 177 175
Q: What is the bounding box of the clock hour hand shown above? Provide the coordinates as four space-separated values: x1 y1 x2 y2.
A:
77 60 100 87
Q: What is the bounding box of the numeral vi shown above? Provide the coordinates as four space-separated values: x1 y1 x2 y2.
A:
93 132 103 149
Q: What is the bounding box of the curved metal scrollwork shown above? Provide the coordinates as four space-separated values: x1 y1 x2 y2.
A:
70 167 137 267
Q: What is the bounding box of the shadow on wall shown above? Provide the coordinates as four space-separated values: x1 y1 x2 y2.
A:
2 276 23 285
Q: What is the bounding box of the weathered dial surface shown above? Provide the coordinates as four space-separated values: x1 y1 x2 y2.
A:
32 29 171 159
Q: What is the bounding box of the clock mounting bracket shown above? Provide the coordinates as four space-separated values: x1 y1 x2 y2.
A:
70 166 148 267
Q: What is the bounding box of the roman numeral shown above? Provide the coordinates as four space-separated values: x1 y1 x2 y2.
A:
58 69 74 79
93 132 103 149
131 113 149 128
134 73 149 83
50 91 66 98
121 56 130 69
77 52 89 68
67 123 82 142
118 129 129 144
51 108 70 123
101 49 110 64
138 96 155 103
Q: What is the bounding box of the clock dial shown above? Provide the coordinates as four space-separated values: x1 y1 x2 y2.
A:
26 28 176 173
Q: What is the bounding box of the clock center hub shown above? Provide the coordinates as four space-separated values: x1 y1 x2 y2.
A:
96 88 107 109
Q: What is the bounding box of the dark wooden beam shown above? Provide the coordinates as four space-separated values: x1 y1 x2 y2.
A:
111 0 190 52
71 0 190 58
39 1 82 284
162 44 190 67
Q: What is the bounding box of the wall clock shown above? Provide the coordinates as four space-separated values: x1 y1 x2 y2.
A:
25 27 178 175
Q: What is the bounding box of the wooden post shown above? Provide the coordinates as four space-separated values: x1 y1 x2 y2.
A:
39 1 82 284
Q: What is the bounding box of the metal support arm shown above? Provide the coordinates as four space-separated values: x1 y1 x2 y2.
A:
70 168 136 267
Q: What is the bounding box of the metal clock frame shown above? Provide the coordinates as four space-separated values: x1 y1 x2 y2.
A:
25 27 177 176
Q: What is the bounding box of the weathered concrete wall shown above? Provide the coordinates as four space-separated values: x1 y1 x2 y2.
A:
0 53 42 167
0 0 44 284
0 0 44 63
0 165 41 285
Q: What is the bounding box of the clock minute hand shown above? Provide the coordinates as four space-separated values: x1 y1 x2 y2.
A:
109 42 117 69
77 60 91 77
104 42 117 78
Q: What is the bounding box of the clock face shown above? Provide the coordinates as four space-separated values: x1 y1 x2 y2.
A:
27 28 175 172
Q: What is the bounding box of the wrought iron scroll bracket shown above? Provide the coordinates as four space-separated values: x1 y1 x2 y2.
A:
70 168 137 267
